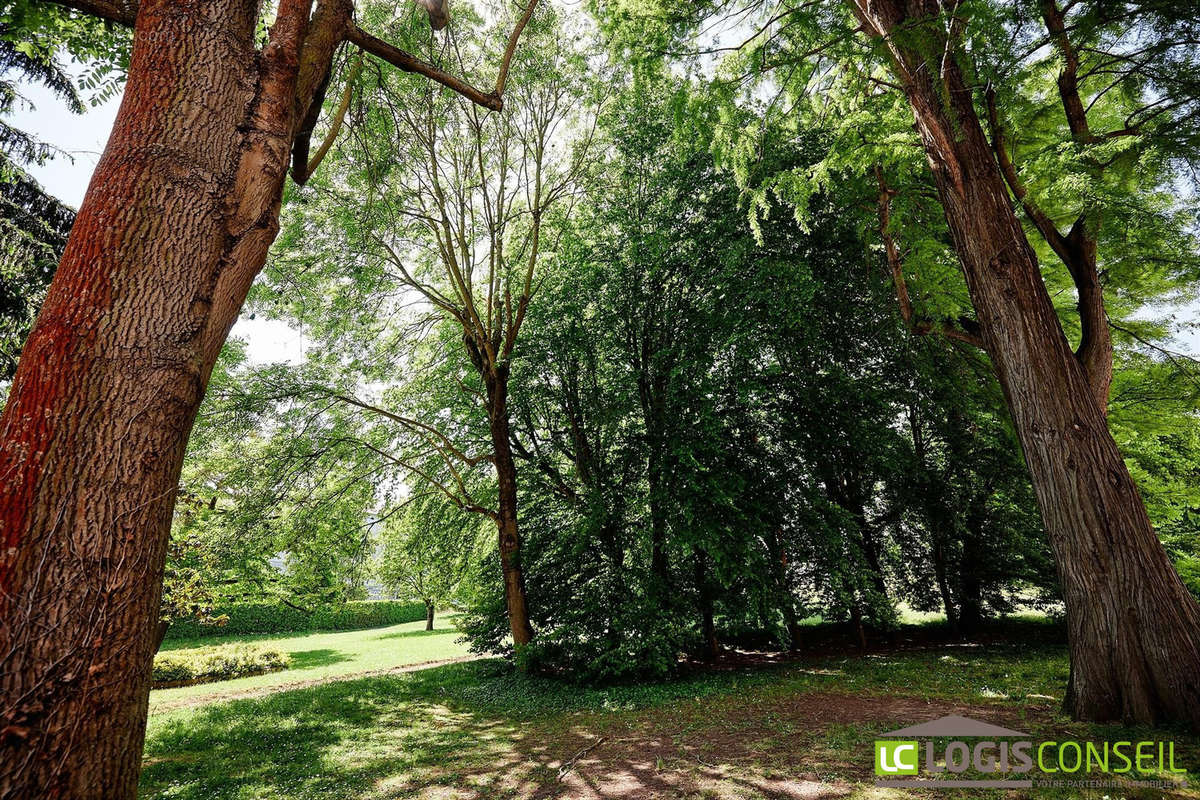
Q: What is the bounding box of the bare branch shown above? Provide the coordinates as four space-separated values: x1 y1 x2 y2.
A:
346 24 502 111
494 0 542 97
984 86 1073 267
294 54 363 184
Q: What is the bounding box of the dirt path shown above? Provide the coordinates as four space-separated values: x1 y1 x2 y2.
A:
148 654 485 714
522 691 1058 800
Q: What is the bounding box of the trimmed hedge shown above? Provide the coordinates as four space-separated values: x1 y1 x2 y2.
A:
163 600 428 641
152 643 289 688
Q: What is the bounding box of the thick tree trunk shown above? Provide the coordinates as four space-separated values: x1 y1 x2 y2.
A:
425 600 435 631
0 1 345 795
852 0 1200 727
485 368 535 649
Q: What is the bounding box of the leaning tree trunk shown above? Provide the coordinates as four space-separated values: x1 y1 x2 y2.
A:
851 0 1200 727
484 367 535 649
0 1 343 796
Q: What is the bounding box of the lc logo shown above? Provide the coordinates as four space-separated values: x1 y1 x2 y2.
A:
875 740 919 775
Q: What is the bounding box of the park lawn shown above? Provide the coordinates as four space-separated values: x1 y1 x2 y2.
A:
140 618 1200 800
149 615 471 713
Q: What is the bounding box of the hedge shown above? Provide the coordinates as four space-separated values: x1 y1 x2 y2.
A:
152 643 289 688
163 600 429 642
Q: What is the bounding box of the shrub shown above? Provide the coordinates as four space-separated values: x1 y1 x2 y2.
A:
162 600 428 641
152 643 289 687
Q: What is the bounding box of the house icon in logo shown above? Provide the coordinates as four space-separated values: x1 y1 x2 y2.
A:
880 715 1030 738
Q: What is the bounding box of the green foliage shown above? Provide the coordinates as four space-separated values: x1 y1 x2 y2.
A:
152 643 289 687
164 0 1199 693
162 600 428 642
378 494 482 608
0 11 85 378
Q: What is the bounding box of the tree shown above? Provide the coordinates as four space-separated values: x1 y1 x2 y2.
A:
894 340 1054 634
620 0 1200 726
844 0 1200 727
379 495 480 629
0 0 542 794
261 6 593 650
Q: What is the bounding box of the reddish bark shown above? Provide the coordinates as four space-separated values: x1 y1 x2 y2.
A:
850 0 1200 727
0 1 346 795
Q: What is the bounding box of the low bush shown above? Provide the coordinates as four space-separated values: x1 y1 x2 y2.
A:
163 600 428 641
152 643 289 687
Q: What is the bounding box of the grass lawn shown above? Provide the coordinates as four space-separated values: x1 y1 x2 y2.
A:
149 615 472 714
140 618 1200 800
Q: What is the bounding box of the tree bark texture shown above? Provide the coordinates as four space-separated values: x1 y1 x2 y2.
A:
0 0 346 795
485 368 535 649
850 0 1200 727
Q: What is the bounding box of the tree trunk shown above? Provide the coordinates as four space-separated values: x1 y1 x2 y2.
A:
485 368 535 649
767 528 802 651
910 407 960 633
849 601 868 652
424 601 435 631
851 0 1200 727
931 539 959 634
646 434 671 594
693 549 718 661
0 2 345 795
637 361 672 596
957 516 985 636
154 620 171 653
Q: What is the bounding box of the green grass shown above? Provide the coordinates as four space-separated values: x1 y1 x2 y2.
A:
139 617 1200 800
149 615 470 712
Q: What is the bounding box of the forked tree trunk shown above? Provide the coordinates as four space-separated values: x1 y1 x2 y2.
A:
485 368 535 649
0 1 344 795
851 0 1200 726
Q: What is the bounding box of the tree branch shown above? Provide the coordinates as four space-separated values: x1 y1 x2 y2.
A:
493 0 541 97
294 54 363 184
873 167 984 350
345 24 502 111
45 0 134 25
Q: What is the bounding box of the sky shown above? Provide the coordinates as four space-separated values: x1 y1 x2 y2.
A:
9 72 306 366
8 61 1200 360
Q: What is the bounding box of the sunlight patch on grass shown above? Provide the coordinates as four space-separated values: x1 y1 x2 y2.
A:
148 615 469 713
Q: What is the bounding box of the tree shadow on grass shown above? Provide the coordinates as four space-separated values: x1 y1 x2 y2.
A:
141 662 548 800
140 639 1200 800
286 648 352 670
139 659 869 800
